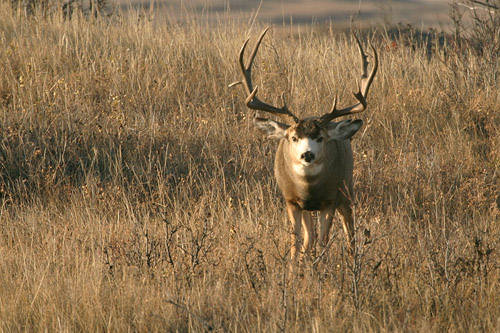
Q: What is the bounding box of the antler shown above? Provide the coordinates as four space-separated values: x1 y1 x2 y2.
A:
230 27 299 123
320 32 378 125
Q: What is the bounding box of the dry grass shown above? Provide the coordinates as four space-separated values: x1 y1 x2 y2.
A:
0 5 498 331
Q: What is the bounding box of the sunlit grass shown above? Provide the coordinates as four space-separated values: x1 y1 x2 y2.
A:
0 4 498 331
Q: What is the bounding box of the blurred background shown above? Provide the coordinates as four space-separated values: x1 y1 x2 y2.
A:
12 0 456 29
114 0 451 28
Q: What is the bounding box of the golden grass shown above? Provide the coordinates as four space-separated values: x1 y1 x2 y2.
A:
0 5 498 331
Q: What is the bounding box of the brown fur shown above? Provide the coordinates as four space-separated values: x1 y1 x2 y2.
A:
293 119 322 139
274 121 356 258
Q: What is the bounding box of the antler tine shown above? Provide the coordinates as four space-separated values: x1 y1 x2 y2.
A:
247 27 269 76
354 33 378 98
235 27 299 123
327 95 337 114
320 32 378 125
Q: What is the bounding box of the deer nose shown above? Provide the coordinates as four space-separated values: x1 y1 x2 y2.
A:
301 151 315 163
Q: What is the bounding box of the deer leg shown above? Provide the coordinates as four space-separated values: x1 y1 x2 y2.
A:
286 202 302 262
301 211 316 255
337 203 355 253
319 207 334 247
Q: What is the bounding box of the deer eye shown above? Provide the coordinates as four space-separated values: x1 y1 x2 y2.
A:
291 136 298 142
316 137 323 143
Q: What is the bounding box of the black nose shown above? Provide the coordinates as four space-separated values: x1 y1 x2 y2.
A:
301 151 315 163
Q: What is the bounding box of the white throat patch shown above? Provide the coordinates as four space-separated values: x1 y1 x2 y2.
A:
292 162 324 177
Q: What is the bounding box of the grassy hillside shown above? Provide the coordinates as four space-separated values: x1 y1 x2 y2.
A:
0 5 498 331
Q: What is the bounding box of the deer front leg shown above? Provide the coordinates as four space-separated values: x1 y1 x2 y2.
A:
319 207 334 247
286 202 302 262
301 211 316 255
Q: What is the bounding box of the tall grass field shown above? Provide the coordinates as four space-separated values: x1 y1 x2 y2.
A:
0 4 498 331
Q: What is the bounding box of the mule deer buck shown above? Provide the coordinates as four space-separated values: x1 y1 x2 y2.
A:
231 28 378 261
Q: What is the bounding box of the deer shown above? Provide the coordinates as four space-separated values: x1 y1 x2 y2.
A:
231 28 378 262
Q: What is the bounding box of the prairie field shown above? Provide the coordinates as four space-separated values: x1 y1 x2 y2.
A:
0 4 499 332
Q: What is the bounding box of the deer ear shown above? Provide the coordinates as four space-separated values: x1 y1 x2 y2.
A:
327 119 363 141
254 117 289 139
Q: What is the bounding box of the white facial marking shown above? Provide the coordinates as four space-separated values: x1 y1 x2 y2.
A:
293 162 324 177
295 138 321 163
289 136 325 177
